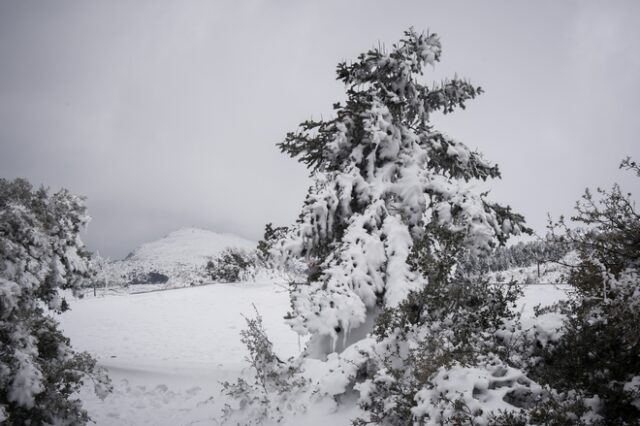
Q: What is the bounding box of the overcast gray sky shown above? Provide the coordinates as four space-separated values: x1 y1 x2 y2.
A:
1 1 639 259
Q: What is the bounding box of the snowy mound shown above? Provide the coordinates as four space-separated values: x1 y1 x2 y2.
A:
112 228 256 287
124 227 256 267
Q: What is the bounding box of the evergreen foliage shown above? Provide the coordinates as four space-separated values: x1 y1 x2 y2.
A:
276 28 530 354
0 178 111 425
221 306 306 425
206 248 256 283
526 159 640 425
356 276 525 425
459 239 570 276
257 223 289 265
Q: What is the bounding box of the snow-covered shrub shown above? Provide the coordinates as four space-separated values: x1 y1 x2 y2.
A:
206 248 256 283
487 392 593 426
352 271 532 425
146 271 169 283
527 159 640 424
124 270 170 285
257 223 289 266
0 178 111 425
87 253 126 293
221 307 306 424
254 223 307 283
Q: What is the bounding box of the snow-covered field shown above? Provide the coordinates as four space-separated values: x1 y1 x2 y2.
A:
59 282 569 425
59 282 298 425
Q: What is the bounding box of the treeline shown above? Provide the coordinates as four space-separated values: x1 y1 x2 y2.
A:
460 238 570 275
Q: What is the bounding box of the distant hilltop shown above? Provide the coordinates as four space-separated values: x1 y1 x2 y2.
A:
112 227 257 286
122 227 256 266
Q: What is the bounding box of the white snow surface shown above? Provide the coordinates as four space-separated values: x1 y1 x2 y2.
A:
58 282 569 425
60 282 301 425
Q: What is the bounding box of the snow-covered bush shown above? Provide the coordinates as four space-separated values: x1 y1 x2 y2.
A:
132 271 169 285
355 281 528 424
88 253 126 293
221 307 306 424
526 158 640 424
254 223 307 284
257 223 289 266
206 248 256 283
0 178 111 425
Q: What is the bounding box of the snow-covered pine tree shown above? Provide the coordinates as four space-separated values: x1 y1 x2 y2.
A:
277 28 529 357
257 223 289 265
0 178 110 425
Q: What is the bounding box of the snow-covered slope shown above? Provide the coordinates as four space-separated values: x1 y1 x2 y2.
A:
111 228 256 287
123 228 255 267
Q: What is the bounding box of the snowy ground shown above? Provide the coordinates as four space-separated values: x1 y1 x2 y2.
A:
59 282 300 425
58 282 569 425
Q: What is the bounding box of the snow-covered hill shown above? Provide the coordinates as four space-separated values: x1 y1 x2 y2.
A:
111 228 256 288
123 227 255 266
